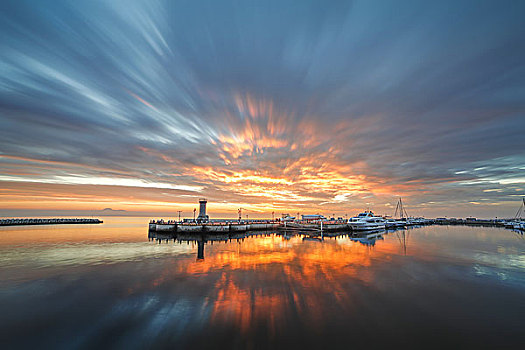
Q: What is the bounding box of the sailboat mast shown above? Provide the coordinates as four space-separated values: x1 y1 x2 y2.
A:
394 197 409 219
400 197 409 219
515 197 525 219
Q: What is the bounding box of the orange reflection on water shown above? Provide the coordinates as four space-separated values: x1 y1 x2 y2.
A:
167 234 406 334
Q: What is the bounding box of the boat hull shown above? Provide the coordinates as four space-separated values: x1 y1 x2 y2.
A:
349 223 386 231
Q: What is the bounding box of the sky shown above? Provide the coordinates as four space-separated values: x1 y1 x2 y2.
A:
1 0 524 219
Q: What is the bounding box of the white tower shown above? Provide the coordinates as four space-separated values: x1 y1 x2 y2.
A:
197 198 209 223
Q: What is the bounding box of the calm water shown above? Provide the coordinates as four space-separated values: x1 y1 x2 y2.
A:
1 217 524 349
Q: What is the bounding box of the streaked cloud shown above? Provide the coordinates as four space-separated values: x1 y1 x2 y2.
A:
1 0 524 217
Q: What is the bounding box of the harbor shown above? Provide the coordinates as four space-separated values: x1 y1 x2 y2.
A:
2 1 524 348
148 198 525 234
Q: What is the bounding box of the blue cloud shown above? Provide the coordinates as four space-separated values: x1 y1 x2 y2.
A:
1 0 524 214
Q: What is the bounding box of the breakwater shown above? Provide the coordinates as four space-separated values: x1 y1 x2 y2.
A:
0 218 103 226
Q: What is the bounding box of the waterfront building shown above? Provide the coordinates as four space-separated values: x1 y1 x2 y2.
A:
301 214 326 222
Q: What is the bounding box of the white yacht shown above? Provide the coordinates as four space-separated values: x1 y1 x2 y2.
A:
409 217 426 225
348 211 386 231
385 218 406 229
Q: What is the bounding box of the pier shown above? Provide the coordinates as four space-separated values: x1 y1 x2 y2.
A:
148 217 524 234
148 199 524 234
148 219 393 234
0 218 103 226
149 220 280 233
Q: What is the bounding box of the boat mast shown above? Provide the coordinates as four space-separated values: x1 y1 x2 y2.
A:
395 197 409 219
395 229 409 255
514 197 525 219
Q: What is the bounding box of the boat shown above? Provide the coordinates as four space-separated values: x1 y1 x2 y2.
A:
392 197 416 226
348 210 386 231
513 221 525 230
408 217 427 225
506 198 525 230
385 217 406 229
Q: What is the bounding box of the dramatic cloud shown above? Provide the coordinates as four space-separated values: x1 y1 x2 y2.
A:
1 0 524 218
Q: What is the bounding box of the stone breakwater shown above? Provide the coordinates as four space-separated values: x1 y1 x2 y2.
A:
0 218 103 226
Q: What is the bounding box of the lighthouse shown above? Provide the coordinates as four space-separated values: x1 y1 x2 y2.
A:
196 198 209 223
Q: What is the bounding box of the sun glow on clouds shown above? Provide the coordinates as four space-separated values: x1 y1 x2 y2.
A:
195 92 383 205
191 168 293 186
213 93 293 163
0 0 524 217
187 160 387 205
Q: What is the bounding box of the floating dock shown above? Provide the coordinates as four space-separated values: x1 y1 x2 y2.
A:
0 218 103 226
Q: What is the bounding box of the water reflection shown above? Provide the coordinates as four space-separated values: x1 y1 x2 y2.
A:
197 240 204 260
395 229 410 255
1 219 525 349
148 226 421 263
149 229 394 259
349 230 385 246
141 226 525 348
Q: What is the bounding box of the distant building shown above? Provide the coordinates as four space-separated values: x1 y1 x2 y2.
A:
302 214 326 222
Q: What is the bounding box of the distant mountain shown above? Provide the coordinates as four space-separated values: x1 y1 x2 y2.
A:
102 208 127 212
99 208 129 215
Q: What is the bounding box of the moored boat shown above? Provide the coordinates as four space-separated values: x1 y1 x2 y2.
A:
385 218 406 228
513 221 525 230
348 211 386 231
